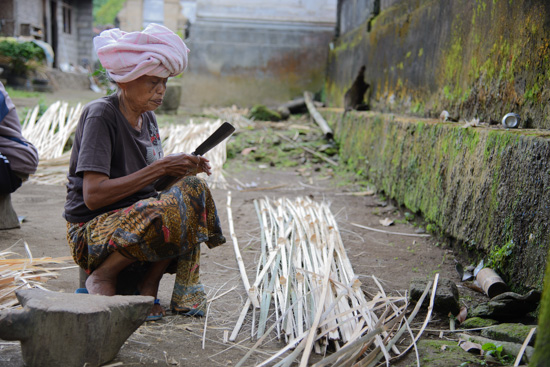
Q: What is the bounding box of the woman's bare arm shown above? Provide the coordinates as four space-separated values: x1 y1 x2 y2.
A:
83 153 211 211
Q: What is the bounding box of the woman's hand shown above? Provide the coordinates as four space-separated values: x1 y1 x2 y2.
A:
160 153 211 177
83 153 212 210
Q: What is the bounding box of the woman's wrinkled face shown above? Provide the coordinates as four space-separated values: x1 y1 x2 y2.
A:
122 75 168 112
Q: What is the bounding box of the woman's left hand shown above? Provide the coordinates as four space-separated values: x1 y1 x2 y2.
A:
191 155 212 176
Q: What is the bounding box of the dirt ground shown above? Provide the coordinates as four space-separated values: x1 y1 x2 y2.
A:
0 88 478 366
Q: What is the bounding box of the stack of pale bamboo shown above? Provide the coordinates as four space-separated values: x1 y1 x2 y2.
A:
159 119 229 189
21 100 231 187
20 101 81 185
22 101 82 161
227 194 428 367
0 241 75 310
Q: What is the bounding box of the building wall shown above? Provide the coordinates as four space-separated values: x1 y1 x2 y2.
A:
0 0 92 69
0 0 43 38
117 0 144 31
54 0 78 68
181 0 337 107
14 0 44 38
195 0 336 24
75 0 94 67
326 0 550 129
117 0 183 32
0 0 15 35
163 0 182 32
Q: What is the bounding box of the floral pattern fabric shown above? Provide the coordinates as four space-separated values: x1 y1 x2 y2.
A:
67 176 225 314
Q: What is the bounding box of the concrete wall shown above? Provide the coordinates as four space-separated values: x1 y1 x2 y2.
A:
181 0 337 107
50 0 93 69
117 0 184 33
323 109 550 292
0 0 42 37
117 0 144 31
54 1 78 67
0 0 16 36
0 0 93 69
327 0 550 129
14 0 43 37
75 1 94 67
336 0 378 36
195 0 336 24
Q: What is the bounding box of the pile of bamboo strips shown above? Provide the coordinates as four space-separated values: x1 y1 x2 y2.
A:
29 152 72 185
22 101 82 161
0 241 75 310
21 100 230 188
227 194 427 367
159 119 229 189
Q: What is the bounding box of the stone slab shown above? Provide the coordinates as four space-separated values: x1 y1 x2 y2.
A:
0 289 153 367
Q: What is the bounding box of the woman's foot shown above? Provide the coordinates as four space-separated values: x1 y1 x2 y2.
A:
86 251 135 296
85 271 116 296
147 299 165 321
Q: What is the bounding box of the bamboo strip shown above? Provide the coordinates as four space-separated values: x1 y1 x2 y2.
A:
350 222 431 238
0 242 72 310
299 229 336 367
229 298 251 342
367 275 438 366
226 192 260 308
514 327 536 366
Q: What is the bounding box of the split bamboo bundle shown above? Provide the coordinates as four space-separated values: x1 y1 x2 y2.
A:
29 152 72 185
228 195 418 367
0 241 75 310
22 101 82 161
22 100 231 188
159 119 230 189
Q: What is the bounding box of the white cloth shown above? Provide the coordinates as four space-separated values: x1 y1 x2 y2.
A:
94 23 190 83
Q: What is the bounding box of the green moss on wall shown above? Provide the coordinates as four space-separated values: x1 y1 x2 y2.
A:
326 0 550 128
325 109 550 292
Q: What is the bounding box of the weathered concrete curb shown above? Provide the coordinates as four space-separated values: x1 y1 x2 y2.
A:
322 109 550 292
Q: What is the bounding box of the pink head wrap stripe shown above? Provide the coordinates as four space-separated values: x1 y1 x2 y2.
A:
94 23 189 83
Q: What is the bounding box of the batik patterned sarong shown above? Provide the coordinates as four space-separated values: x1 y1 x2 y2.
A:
66 176 225 315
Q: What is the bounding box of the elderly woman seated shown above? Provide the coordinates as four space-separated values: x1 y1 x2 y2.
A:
63 24 225 321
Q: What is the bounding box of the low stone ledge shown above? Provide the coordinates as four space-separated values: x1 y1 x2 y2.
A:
322 109 550 292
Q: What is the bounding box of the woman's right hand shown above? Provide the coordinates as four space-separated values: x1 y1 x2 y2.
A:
83 153 212 210
160 153 212 177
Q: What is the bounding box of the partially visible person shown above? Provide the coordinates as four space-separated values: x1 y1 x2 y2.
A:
63 23 225 320
0 81 39 195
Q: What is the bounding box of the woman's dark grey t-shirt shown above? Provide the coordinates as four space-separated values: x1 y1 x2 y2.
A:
63 94 164 223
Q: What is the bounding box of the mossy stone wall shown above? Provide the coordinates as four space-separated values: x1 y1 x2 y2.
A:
323 109 550 292
327 0 550 129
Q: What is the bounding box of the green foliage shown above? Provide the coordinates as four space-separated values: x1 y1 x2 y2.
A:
4 87 42 99
426 223 437 233
487 240 515 272
93 0 110 14
482 342 513 365
0 40 45 76
91 64 116 95
94 0 126 26
248 105 283 122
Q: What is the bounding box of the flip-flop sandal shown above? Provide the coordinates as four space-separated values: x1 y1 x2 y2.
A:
75 288 89 294
146 299 163 321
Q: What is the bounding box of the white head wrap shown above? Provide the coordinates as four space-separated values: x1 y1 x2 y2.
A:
94 23 189 83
